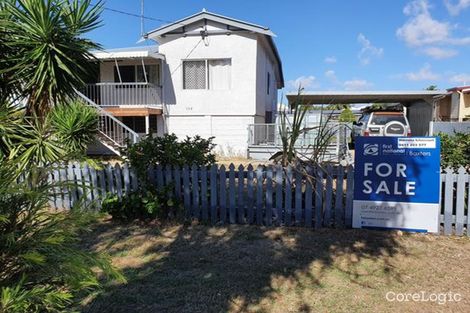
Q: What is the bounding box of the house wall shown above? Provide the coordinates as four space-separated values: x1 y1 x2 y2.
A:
157 20 262 155
255 36 278 122
166 115 254 156
438 96 452 120
459 93 470 121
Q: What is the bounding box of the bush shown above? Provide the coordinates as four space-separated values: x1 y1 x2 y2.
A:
439 132 470 169
338 107 356 123
102 186 182 222
123 133 216 185
0 162 123 312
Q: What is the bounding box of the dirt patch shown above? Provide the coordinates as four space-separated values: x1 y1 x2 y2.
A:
80 219 470 313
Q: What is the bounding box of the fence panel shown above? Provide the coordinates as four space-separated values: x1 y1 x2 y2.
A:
48 162 469 236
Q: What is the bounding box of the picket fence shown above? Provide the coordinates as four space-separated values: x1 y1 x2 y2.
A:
48 163 470 235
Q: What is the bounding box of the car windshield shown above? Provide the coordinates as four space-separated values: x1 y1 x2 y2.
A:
370 114 406 126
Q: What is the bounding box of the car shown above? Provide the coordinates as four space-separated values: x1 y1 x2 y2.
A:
351 111 411 144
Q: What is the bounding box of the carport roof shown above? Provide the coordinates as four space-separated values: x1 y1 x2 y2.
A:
286 90 445 105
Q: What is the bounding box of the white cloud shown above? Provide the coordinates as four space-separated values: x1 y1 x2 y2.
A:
445 0 470 16
324 70 337 81
397 0 451 46
449 73 470 84
324 56 337 64
286 75 318 91
357 33 383 65
422 47 458 59
403 63 440 81
396 0 470 52
343 79 373 90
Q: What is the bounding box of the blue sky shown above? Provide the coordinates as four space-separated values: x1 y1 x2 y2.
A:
89 0 470 92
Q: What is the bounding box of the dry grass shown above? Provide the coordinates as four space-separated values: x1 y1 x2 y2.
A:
79 219 470 313
216 156 267 167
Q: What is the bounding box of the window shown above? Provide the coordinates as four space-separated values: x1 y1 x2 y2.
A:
370 113 407 125
114 64 160 85
114 66 135 83
183 59 231 90
267 72 270 95
122 116 145 133
137 65 160 85
183 60 206 89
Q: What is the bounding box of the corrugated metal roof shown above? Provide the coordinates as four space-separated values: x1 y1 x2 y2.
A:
286 90 446 105
91 46 164 60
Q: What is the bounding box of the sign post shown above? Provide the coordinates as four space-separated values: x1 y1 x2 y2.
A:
353 137 440 233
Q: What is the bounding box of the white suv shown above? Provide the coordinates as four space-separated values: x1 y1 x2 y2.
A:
352 111 411 141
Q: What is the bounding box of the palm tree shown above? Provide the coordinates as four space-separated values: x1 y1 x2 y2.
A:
0 0 102 117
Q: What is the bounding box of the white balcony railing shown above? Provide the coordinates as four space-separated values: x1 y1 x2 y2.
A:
83 82 162 106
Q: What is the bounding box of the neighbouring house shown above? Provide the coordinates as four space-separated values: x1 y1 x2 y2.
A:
435 86 470 122
83 10 284 156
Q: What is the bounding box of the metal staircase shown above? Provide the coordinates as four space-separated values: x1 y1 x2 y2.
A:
75 90 140 156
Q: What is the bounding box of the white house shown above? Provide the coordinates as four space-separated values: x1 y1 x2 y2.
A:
83 10 284 156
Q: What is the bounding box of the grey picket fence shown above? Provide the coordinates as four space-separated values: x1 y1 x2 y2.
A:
48 163 470 235
48 163 354 228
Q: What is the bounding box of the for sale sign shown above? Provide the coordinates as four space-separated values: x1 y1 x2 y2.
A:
353 137 440 233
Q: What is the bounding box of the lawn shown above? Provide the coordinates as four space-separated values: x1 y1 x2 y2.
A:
79 219 470 313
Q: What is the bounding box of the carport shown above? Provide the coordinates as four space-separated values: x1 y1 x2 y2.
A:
286 90 446 136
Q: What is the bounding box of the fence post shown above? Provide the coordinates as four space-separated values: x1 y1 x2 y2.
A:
335 166 344 228
455 167 466 236
275 165 283 226
59 165 70 210
324 164 333 227
315 166 323 229
210 164 218 224
156 165 164 190
256 165 264 226
219 165 227 223
89 165 99 208
74 162 83 205
200 166 209 222
285 166 293 226
130 166 138 192
182 165 190 218
229 164 236 224
304 166 313 228
237 164 245 224
122 163 130 195
191 164 199 219
247 164 254 224
173 165 181 201
266 166 273 226
97 165 106 200
294 169 302 225
114 163 123 199
105 163 114 194
444 168 454 235
165 164 173 197
345 165 354 228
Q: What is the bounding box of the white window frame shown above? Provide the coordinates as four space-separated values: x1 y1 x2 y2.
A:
182 58 231 90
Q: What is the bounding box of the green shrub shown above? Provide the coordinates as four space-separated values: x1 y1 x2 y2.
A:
123 133 216 186
338 107 356 123
0 161 124 312
102 186 182 222
439 132 470 169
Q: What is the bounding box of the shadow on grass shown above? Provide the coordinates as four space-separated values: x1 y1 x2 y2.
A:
80 220 405 313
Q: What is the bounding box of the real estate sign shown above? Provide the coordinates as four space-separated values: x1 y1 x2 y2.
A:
353 137 440 233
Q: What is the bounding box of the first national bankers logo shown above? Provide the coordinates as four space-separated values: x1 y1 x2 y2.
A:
363 143 379 156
